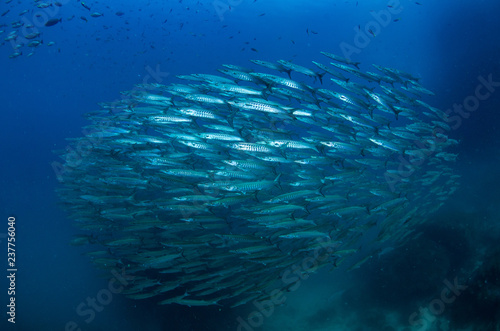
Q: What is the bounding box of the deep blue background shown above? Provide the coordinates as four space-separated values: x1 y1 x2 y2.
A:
1 0 499 330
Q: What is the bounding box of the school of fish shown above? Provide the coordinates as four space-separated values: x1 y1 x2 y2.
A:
55 52 459 308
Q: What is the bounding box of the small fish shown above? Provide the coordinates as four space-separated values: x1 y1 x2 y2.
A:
11 21 23 28
321 51 361 69
4 32 17 41
25 32 40 40
280 231 330 239
27 40 43 47
9 51 22 59
81 2 91 10
45 18 62 27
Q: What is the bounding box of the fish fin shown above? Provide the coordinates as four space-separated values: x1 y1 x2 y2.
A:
317 72 326 85
274 173 282 190
226 113 235 127
253 191 260 203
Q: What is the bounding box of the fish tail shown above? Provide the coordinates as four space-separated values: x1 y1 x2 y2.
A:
318 185 326 197
262 86 272 100
317 72 326 85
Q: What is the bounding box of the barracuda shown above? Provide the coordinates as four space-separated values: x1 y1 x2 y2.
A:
185 93 227 105
279 230 330 239
226 142 275 153
56 50 459 309
197 132 243 141
228 99 289 115
176 107 226 121
264 189 319 203
222 174 281 193
147 115 192 124
321 51 361 68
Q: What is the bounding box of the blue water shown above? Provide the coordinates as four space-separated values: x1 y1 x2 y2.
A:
1 0 500 330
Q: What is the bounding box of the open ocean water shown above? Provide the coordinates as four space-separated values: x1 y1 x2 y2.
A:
1 0 500 330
